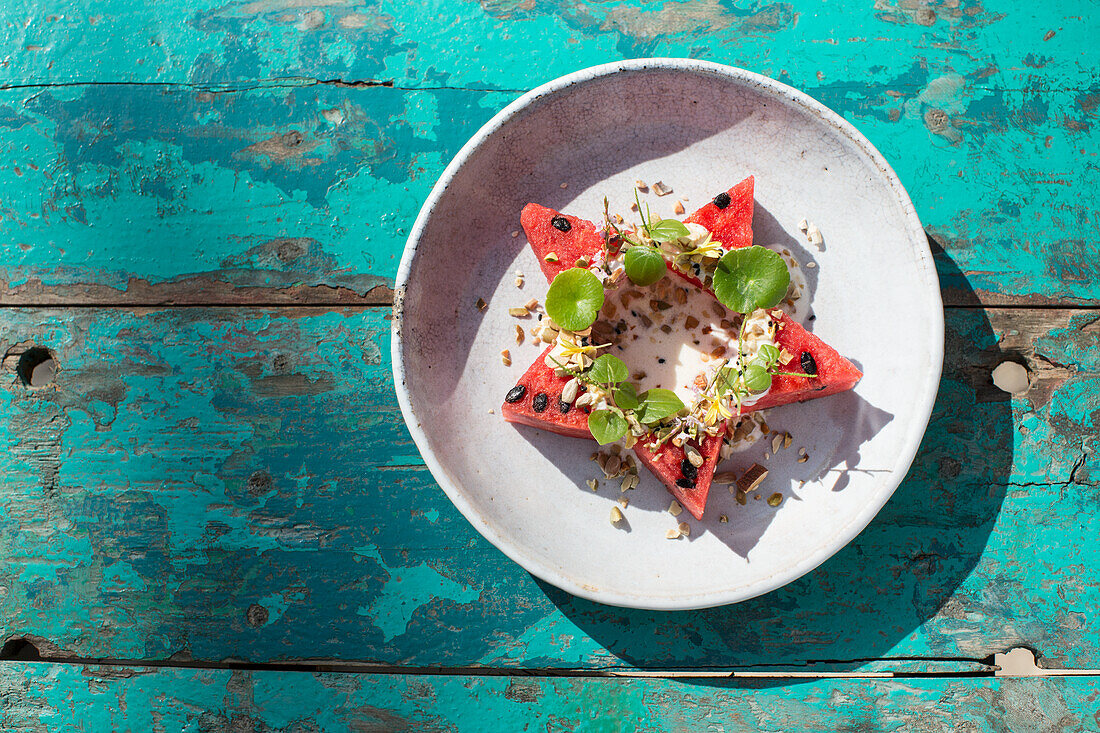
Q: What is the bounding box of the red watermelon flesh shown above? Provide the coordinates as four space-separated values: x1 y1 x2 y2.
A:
671 176 755 290
684 175 755 250
501 344 591 438
742 312 863 413
521 204 605 282
633 430 725 521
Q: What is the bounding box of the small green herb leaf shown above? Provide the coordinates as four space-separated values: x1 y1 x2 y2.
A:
589 354 628 385
545 268 605 331
623 245 667 286
743 363 773 393
588 408 629 445
637 388 686 425
612 382 640 410
646 219 691 242
757 343 781 368
712 246 790 314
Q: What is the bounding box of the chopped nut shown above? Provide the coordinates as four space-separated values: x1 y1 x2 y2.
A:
515 324 525 345
652 181 673 196
784 433 792 448
713 471 738 484
669 500 683 517
677 521 690 536
560 182 568 189
511 230 520 238
710 302 726 318
767 492 783 507
487 408 494 414
576 257 588 268
806 261 817 269
735 491 747 505
710 346 727 359
685 446 704 468
719 514 729 523
736 463 769 494
635 179 649 191
587 478 599 492
797 218 809 233
807 223 824 246
501 349 511 366
673 200 685 215
544 252 558 263
610 506 624 524
665 528 682 539
524 298 539 310
476 297 488 311
609 444 622 456
617 495 629 508
685 316 700 330
508 307 529 317
515 276 524 288
771 434 783 454
620 474 638 492
674 288 687 305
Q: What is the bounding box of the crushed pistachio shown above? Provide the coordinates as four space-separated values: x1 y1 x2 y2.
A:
719 514 728 523
544 252 558 263
767 492 783 507
586 478 599 492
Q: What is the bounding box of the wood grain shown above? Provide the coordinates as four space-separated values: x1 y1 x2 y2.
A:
1 306 1095 669
3 662 1099 732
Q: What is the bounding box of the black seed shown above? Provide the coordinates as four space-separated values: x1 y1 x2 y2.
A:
558 399 571 414
801 351 818 376
658 358 666 363
533 393 549 412
538 313 543 321
551 215 572 232
676 477 695 489
713 192 731 209
681 459 698 482
505 385 526 403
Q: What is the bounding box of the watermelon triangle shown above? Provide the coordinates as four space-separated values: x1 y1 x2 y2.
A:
633 430 725 520
521 204 605 283
684 175 755 250
501 345 591 438
743 312 862 412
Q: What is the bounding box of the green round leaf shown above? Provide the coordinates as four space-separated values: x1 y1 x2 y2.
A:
545 268 605 331
589 354 628 385
756 343 781 367
612 382 640 411
588 408 630 445
743 363 772 393
712 246 790 314
637 388 686 425
623 246 667 286
646 219 691 243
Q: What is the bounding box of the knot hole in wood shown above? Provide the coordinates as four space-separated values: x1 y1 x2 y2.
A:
16 346 57 387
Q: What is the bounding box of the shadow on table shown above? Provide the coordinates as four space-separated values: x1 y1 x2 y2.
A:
535 239 1013 683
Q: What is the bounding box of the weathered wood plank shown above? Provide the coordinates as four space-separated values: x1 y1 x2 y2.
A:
3 663 1099 733
0 4 1096 306
1 306 1096 668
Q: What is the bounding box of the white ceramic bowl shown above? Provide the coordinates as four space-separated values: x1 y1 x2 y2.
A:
392 59 942 610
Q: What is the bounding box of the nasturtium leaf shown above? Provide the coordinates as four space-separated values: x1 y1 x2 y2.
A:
743 363 773 393
646 219 691 242
612 382 640 411
589 354 628 385
623 245 667 286
712 246 790 314
637 388 686 425
545 268 605 331
756 343 781 368
588 408 629 445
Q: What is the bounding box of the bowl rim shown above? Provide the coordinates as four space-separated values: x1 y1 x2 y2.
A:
391 58 944 610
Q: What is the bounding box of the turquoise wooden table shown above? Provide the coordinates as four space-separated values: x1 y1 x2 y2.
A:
1 1 1097 729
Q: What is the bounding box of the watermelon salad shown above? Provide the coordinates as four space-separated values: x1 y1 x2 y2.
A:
500 177 862 525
